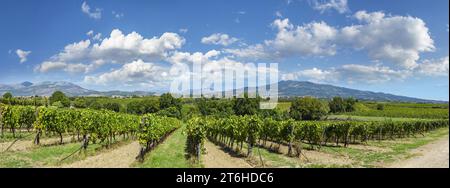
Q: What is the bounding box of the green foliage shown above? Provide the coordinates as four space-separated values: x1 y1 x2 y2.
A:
156 107 181 119
51 101 64 108
159 93 182 111
34 107 140 145
329 97 357 113
73 98 87 108
232 93 260 116
88 101 103 110
49 91 70 107
2 92 12 99
1 105 36 137
290 97 329 120
376 103 385 111
329 97 346 113
343 102 449 119
137 114 181 147
103 102 121 112
196 97 234 117
185 117 208 160
126 99 159 115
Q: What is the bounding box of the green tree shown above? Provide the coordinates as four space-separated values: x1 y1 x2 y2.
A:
73 98 87 108
289 97 329 120
2 92 13 104
3 92 12 99
232 93 260 116
344 97 357 112
156 106 181 119
103 102 121 112
49 91 70 107
376 103 385 111
329 96 346 113
88 101 103 110
159 93 182 111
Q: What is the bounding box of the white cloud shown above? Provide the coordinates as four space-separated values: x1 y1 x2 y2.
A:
267 19 338 57
283 64 411 84
16 49 31 63
312 0 349 14
275 11 283 18
86 30 102 41
179 28 188 33
201 33 239 46
224 44 272 60
84 59 168 86
226 12 434 70
340 11 435 69
354 10 385 23
417 56 449 76
166 50 221 64
81 1 102 20
112 11 124 19
36 29 185 73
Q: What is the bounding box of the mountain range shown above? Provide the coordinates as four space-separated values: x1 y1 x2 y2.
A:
0 80 446 103
0 81 155 97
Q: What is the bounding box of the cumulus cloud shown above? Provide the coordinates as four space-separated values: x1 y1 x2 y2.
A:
81 1 102 20
283 64 411 84
226 12 434 70
267 19 338 57
166 50 221 64
340 10 435 69
87 30 102 41
312 0 349 14
224 44 272 60
16 49 31 63
417 56 449 76
179 28 188 33
84 59 169 86
201 33 239 46
112 11 124 19
36 29 185 73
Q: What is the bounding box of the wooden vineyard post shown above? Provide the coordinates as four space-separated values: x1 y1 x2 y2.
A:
33 109 40 145
137 117 147 162
196 142 201 162
287 123 294 157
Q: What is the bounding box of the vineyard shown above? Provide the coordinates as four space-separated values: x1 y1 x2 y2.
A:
0 104 181 163
0 102 449 168
185 115 449 161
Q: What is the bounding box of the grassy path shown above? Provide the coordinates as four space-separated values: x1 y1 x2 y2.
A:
134 128 193 168
388 135 449 168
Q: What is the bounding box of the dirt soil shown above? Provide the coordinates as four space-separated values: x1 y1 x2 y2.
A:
0 136 73 152
388 135 449 168
60 141 141 168
261 141 354 166
203 141 253 168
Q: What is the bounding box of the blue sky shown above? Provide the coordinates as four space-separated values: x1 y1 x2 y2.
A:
0 0 448 100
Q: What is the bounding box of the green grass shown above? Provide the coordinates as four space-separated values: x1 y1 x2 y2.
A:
275 102 291 112
0 132 35 142
0 141 105 167
341 102 449 119
134 127 195 168
236 127 449 168
319 127 449 167
326 115 424 121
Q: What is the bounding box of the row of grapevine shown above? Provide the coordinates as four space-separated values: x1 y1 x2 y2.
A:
0 105 36 137
34 107 140 147
186 115 449 159
1 105 183 157
136 114 181 161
